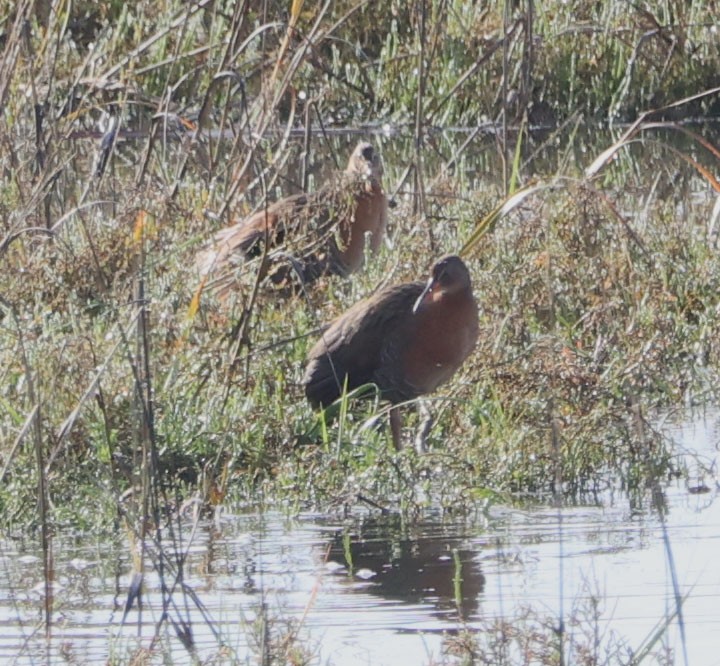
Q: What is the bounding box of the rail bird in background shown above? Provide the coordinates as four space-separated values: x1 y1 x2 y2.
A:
303 255 479 450
196 141 388 290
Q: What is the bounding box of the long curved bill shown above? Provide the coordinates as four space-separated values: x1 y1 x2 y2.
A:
412 276 435 314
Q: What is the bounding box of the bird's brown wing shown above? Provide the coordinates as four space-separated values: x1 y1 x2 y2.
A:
195 194 310 276
196 174 370 279
220 194 309 257
303 281 424 407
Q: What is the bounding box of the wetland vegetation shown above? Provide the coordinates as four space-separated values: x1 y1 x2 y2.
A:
0 0 719 663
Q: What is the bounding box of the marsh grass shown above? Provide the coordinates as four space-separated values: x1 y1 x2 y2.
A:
0 1 719 660
441 599 678 666
1 0 720 524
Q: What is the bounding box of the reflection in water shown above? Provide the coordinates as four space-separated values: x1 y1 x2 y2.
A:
0 413 718 664
325 515 485 623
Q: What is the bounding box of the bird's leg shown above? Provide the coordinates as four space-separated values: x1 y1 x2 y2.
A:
414 400 434 454
389 407 403 451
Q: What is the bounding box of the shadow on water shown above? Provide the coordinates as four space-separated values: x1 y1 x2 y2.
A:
0 411 719 664
324 514 485 624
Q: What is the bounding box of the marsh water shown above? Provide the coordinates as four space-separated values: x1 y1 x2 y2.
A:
1 411 718 665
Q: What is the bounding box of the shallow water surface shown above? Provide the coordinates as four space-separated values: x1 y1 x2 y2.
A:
1 413 719 665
